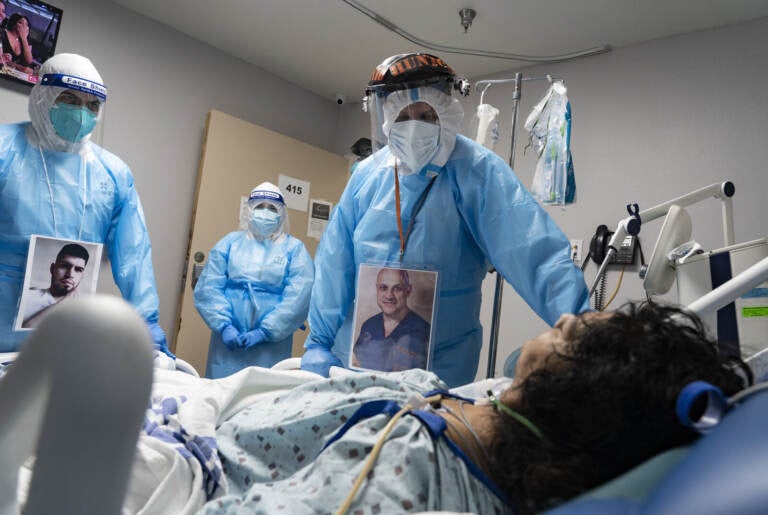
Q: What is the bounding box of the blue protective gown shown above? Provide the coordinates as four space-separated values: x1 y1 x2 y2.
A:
307 134 590 387
194 230 314 378
0 122 162 352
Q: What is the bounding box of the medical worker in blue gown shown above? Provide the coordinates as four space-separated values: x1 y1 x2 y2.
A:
301 53 590 387
0 53 171 356
194 182 314 379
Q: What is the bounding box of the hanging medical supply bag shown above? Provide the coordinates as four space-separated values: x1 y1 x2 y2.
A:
524 81 576 206
474 103 500 150
676 238 768 360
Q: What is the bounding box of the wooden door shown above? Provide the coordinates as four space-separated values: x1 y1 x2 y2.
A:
173 110 348 375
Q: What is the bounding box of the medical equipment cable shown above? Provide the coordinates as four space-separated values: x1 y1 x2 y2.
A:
593 273 607 310
581 250 591 271
335 393 442 515
486 390 544 440
600 266 625 311
442 411 488 473
439 401 492 474
727 382 768 406
479 83 491 105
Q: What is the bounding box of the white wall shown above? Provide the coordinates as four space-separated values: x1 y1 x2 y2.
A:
0 0 343 345
339 17 768 379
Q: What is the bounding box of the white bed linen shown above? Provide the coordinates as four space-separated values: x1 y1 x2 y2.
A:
130 366 322 514
13 365 321 515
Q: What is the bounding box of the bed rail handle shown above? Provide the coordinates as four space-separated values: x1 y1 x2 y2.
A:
0 294 154 515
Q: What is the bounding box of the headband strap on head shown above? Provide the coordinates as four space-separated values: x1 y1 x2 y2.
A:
249 190 284 205
40 73 108 101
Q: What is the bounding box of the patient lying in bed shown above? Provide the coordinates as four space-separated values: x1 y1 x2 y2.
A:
128 301 749 515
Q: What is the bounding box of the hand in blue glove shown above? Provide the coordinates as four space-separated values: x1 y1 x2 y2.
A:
146 320 175 359
241 328 267 350
300 344 343 377
221 325 243 350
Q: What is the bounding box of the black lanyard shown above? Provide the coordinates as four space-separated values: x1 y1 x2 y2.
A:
393 160 439 259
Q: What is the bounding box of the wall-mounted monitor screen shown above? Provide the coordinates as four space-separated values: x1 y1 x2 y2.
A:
0 0 62 86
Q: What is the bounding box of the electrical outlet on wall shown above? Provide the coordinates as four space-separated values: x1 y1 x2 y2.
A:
570 239 583 265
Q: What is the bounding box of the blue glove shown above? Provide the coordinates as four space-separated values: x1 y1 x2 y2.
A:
147 321 175 359
221 325 243 350
300 344 343 377
241 328 267 350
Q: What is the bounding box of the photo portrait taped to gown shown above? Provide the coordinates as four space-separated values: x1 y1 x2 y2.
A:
352 266 434 371
20 242 90 328
0 53 172 357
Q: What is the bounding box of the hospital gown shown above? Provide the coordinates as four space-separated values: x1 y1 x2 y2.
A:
199 369 511 514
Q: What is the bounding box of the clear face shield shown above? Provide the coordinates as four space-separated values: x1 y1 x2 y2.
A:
363 87 389 153
363 76 470 154
243 194 289 240
30 73 108 152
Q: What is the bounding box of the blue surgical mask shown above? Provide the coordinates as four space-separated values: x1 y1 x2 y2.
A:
49 103 98 142
249 209 281 237
388 120 440 174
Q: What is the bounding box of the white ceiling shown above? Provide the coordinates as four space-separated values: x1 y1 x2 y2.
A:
109 0 768 103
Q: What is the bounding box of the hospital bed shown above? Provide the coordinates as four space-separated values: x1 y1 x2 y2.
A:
2 288 768 515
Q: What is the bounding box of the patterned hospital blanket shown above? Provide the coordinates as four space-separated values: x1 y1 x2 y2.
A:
130 367 511 514
198 369 511 514
124 365 323 514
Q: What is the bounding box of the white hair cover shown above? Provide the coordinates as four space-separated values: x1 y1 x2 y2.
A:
382 86 463 169
27 53 105 153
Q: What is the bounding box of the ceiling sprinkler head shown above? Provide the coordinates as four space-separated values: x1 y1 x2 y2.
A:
459 8 476 34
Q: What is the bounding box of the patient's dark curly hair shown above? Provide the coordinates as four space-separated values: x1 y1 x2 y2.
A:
486 301 751 514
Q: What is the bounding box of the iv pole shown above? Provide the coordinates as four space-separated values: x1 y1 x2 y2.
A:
475 73 561 378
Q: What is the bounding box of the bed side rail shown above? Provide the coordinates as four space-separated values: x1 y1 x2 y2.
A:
0 295 153 515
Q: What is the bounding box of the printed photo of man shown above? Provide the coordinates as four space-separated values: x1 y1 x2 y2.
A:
20 243 89 328
352 267 433 371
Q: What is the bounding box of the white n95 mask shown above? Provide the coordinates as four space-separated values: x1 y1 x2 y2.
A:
388 120 441 174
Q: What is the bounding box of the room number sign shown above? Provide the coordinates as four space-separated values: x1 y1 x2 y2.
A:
278 174 310 212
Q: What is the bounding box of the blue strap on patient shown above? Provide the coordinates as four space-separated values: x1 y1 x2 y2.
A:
320 400 401 451
676 381 728 434
320 392 515 510
411 409 515 509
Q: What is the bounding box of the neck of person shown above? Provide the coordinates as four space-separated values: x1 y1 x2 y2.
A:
382 307 409 336
436 397 495 475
